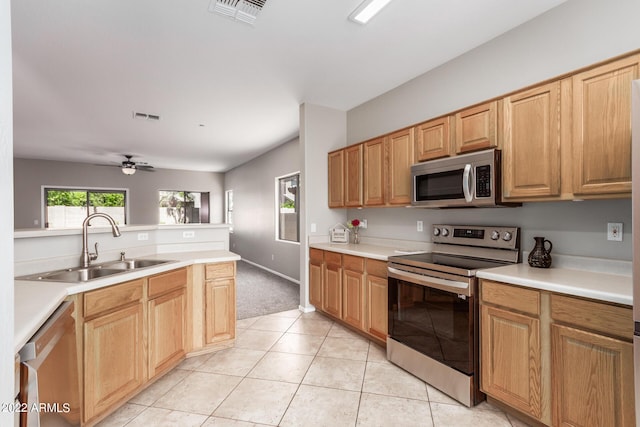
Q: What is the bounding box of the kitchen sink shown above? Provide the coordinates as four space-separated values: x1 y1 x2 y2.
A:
16 258 176 283
102 259 174 270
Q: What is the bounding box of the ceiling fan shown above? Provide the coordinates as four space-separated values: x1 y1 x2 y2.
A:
118 155 154 175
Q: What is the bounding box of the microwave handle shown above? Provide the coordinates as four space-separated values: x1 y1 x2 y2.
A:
462 164 474 202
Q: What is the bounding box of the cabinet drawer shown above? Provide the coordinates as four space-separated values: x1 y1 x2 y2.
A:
84 279 144 318
480 280 540 316
343 255 364 273
324 251 342 267
205 262 235 280
148 268 187 299
310 248 324 264
551 294 633 340
366 259 388 278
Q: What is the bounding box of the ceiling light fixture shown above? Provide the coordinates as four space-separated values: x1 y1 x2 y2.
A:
122 166 136 175
348 0 394 24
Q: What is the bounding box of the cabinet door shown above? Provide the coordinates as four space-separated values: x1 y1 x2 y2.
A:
328 149 345 208
363 137 386 206
415 116 451 162
480 304 542 420
455 101 498 154
84 303 144 422
323 264 342 318
205 278 236 344
502 82 561 200
552 324 635 427
345 144 363 207
572 55 638 196
148 289 186 379
366 274 388 341
309 261 323 308
387 128 414 205
342 269 364 329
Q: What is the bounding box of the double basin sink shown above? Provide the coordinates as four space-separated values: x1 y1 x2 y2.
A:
17 259 176 283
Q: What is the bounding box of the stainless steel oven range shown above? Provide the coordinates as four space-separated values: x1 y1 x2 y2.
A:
387 224 520 407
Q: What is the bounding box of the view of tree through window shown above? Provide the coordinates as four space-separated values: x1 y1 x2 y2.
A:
159 191 210 224
45 188 126 228
276 173 299 243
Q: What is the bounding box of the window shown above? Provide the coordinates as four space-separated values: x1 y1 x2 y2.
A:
159 191 210 224
225 190 233 230
44 188 127 228
276 173 299 243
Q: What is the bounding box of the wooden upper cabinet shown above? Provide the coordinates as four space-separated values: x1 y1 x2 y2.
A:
455 101 498 154
502 81 561 200
415 116 452 162
363 137 386 206
344 144 363 207
572 55 638 196
387 128 414 205
328 149 344 208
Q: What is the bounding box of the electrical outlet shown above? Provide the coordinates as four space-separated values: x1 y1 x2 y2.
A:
360 219 367 229
137 233 148 241
311 223 317 233
607 223 623 241
183 231 195 239
417 221 423 232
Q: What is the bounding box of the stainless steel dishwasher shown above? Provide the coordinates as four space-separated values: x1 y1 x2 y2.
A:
19 300 80 427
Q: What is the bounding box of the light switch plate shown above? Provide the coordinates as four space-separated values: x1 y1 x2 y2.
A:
607 222 623 241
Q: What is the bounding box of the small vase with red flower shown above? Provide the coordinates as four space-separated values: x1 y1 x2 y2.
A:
347 219 361 244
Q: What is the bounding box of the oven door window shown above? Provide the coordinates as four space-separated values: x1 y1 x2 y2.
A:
389 277 473 375
415 169 465 201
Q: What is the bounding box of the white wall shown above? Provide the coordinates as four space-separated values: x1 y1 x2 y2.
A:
345 0 640 261
299 104 347 309
0 0 14 418
14 158 225 227
224 138 301 281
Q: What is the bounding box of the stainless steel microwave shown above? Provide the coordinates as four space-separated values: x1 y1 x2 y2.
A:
411 148 517 208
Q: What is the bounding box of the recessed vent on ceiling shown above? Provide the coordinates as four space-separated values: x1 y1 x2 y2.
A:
208 0 267 25
132 111 161 121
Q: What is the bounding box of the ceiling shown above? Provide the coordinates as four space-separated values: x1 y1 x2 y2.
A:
11 0 567 173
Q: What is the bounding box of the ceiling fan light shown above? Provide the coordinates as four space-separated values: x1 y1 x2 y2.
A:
349 0 394 24
122 166 136 175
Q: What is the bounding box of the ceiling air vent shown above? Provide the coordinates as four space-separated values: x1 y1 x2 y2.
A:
209 0 267 25
132 111 161 121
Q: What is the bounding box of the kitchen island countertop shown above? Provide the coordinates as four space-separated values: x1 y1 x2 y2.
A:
14 249 240 354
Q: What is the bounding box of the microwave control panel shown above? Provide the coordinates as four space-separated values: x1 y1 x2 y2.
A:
475 165 491 198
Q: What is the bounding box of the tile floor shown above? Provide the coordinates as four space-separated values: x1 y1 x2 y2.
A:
98 309 530 427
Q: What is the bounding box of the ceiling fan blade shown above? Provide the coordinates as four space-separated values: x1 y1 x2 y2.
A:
136 165 155 171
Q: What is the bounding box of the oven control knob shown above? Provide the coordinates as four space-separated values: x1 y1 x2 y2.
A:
490 230 500 240
433 228 440 236
441 228 449 237
502 231 513 241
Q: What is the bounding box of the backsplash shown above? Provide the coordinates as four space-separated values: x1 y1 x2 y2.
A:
347 199 632 262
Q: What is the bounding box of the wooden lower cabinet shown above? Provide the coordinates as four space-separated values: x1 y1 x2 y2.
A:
204 261 236 345
148 288 186 378
311 249 388 344
83 295 145 422
480 279 635 426
481 305 542 420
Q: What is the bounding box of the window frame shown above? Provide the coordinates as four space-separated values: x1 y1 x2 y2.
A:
42 185 129 229
225 189 234 232
275 172 300 244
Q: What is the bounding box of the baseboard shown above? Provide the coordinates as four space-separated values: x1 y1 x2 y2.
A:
240 258 300 285
299 304 316 313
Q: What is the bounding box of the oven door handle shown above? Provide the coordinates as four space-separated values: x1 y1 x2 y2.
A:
462 163 474 202
388 267 471 296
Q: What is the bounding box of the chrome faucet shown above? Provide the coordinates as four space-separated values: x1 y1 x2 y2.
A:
81 213 122 268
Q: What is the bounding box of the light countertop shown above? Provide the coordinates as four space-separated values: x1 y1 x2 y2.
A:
309 242 426 261
14 250 240 354
477 263 632 306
